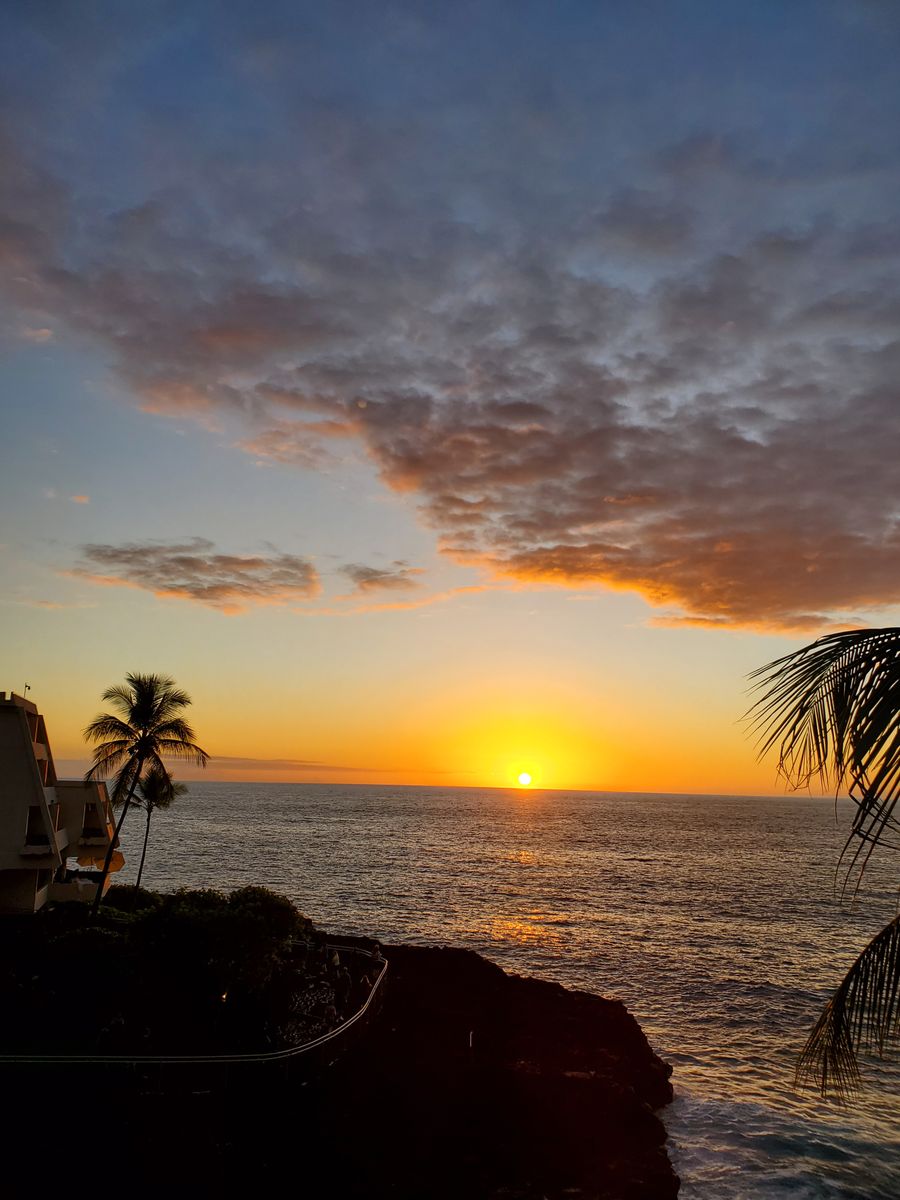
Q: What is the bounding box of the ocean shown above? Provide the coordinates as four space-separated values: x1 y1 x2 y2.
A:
113 783 900 1198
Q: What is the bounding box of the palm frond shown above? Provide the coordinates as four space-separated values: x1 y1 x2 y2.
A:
152 717 200 743
100 684 138 720
84 714 135 744
153 687 191 722
797 916 900 1099
85 741 133 782
156 737 209 766
138 764 188 812
110 757 143 806
748 628 900 879
121 672 189 727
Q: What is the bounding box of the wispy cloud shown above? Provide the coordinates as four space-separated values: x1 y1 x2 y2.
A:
308 583 508 617
72 538 320 613
339 561 425 594
209 754 357 771
5 598 98 611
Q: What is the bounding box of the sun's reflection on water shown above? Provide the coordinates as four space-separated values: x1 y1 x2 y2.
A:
488 912 565 946
502 849 538 866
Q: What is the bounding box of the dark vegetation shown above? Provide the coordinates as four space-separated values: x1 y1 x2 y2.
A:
0 885 338 1055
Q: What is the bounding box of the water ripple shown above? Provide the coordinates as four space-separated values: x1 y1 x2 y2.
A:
114 784 900 1198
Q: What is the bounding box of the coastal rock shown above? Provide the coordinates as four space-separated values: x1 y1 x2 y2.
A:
4 937 678 1198
309 942 679 1199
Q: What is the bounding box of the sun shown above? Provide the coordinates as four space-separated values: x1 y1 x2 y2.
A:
517 771 533 787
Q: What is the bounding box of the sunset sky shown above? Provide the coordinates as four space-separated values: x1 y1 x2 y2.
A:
2 2 899 792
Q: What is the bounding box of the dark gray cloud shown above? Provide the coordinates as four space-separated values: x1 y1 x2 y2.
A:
73 538 320 611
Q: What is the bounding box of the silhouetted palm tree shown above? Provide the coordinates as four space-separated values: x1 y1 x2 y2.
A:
749 627 900 1096
135 765 188 890
84 673 208 913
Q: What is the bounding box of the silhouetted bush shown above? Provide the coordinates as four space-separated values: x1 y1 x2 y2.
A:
104 883 161 912
0 887 322 1055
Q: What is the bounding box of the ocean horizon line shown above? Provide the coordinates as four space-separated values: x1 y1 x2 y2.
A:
160 778 847 803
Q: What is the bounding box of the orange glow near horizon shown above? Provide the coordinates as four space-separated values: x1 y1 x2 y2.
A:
28 652 816 798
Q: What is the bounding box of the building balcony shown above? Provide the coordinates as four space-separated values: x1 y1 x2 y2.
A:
79 828 112 845
20 838 52 856
48 875 106 904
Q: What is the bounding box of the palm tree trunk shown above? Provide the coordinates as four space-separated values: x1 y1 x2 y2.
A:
135 806 153 891
91 757 143 917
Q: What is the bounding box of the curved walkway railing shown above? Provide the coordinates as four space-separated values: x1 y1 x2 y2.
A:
0 944 387 1068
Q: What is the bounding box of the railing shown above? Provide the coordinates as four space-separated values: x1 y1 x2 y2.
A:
0 944 387 1077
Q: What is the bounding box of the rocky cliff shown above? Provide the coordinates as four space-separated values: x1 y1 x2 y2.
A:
309 941 679 1199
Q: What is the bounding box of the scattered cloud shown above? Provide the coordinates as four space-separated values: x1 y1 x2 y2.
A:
207 755 455 776
307 583 508 617
20 326 53 343
1 597 98 611
209 754 351 771
71 538 320 613
25 598 97 611
339 561 425 594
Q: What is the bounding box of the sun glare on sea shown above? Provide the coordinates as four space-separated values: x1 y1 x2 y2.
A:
517 772 533 787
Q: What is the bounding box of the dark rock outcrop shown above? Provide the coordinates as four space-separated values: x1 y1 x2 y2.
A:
310 941 679 1199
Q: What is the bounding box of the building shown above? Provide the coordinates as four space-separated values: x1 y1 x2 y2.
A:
0 691 123 914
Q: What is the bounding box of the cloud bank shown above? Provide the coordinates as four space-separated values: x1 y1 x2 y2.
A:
3 3 900 629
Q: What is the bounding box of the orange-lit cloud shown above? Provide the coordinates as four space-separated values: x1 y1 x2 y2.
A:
306 582 506 616
339 560 425 594
4 103 900 632
15 598 98 611
29 600 67 610
72 538 320 612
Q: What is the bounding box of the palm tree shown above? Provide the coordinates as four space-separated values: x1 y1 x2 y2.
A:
135 764 188 890
84 672 208 914
749 627 900 1097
